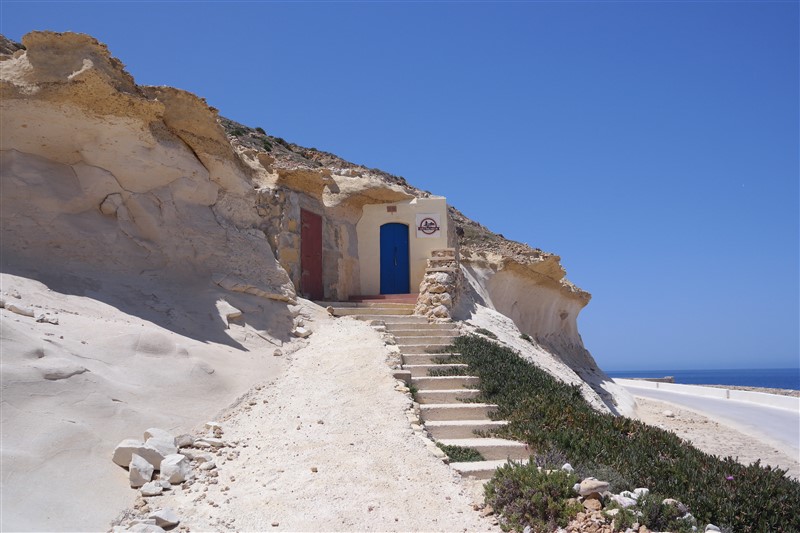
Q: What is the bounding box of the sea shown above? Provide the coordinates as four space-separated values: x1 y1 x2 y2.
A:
606 368 800 391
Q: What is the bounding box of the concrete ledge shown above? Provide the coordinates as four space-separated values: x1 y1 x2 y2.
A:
614 378 800 412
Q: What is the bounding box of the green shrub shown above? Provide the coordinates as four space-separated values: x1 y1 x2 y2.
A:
436 442 484 462
449 335 800 532
229 127 246 137
520 332 533 342
255 126 266 135
636 493 695 532
474 328 497 339
486 461 581 532
262 140 273 152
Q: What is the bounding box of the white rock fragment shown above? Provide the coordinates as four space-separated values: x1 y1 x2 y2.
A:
204 421 222 431
578 477 609 496
292 326 311 338
175 434 194 448
150 508 180 528
129 454 154 488
180 449 213 462
127 523 165 533
113 439 146 467
144 428 176 446
199 461 216 471
561 463 574 473
633 487 650 499
159 454 190 484
5 303 34 317
139 437 177 467
196 437 224 447
610 494 637 509
35 313 59 325
140 480 163 496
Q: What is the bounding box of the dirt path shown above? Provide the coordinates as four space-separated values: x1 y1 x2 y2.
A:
119 309 495 532
631 396 799 479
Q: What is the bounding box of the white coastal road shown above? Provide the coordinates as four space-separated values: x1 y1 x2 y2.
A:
620 384 800 460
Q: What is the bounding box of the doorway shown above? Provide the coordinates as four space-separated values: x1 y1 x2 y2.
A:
300 209 323 300
379 223 410 294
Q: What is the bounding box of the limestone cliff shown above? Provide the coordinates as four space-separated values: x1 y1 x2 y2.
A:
1 31 629 411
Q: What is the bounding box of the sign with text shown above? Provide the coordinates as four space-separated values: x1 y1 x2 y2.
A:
415 213 441 238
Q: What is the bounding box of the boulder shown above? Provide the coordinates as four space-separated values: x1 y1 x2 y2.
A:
582 497 602 511
128 523 165 533
129 454 154 488
140 481 163 496
662 498 688 514
150 508 180 528
144 428 176 446
180 449 213 463
160 454 190 484
113 439 146 467
196 437 224 448
610 494 637 509
578 477 609 497
705 525 721 532
175 434 194 448
633 487 650 499
138 437 178 468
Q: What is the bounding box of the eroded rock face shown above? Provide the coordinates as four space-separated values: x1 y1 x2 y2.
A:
0 31 294 303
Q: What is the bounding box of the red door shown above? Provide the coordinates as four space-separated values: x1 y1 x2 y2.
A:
300 209 323 300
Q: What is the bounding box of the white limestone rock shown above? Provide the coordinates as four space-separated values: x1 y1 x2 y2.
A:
140 480 163 496
113 438 145 467
139 437 178 467
561 463 574 473
633 487 650 499
129 454 154 488
610 494 637 509
196 437 224 448
150 508 180 528
159 454 190 484
5 303 34 317
578 477 609 497
143 428 176 446
175 434 194 448
128 523 165 533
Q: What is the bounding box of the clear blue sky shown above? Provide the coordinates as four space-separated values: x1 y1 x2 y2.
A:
3 1 798 371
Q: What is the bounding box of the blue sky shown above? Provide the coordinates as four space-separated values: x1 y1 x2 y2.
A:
3 1 798 371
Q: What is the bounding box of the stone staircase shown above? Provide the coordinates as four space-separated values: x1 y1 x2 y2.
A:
326 298 529 481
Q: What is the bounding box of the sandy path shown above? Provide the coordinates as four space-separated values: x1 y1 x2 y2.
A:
631 396 799 479
122 310 495 532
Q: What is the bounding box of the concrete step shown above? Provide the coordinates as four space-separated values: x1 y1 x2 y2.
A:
438 438 530 462
393 336 457 345
414 389 481 404
424 420 508 439
385 323 458 332
349 294 418 302
411 376 480 390
389 329 459 338
319 301 416 309
398 344 453 354
426 267 458 273
450 459 526 480
402 353 461 365
332 307 414 316
403 363 469 378
357 315 428 324
420 403 498 422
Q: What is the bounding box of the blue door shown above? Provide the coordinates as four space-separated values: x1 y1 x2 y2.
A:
380 223 410 294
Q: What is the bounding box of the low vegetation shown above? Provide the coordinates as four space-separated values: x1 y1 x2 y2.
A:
450 335 800 532
435 442 484 463
473 327 498 339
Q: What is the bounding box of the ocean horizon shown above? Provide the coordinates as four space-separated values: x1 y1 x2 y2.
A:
606 368 800 391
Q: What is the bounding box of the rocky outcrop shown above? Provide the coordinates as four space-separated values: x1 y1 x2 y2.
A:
1 31 294 303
